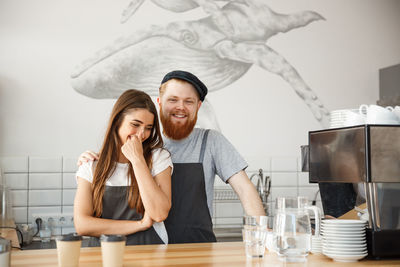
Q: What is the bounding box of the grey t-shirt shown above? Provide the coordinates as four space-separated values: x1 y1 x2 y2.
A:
164 128 247 215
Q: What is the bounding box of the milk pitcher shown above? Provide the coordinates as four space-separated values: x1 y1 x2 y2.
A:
273 196 321 262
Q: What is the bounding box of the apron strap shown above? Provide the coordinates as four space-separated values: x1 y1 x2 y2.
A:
199 129 210 163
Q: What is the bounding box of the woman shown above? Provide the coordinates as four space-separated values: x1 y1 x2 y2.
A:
74 89 172 245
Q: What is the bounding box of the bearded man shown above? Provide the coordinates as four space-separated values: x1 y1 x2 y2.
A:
157 70 265 243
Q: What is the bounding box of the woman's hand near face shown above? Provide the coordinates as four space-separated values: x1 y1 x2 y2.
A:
121 133 145 164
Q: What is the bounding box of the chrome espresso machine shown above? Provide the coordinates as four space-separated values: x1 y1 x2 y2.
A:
308 125 400 258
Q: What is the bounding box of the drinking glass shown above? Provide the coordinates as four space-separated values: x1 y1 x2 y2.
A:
242 215 268 258
273 196 321 262
262 202 276 252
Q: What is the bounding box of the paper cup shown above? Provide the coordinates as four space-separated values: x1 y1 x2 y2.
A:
100 234 126 267
56 234 82 267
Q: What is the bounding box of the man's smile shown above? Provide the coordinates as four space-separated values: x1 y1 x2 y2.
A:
171 113 188 120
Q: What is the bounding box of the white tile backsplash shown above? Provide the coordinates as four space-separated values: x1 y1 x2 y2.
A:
5 173 28 189
63 173 77 189
62 206 74 213
298 187 320 202
13 207 28 224
63 157 78 173
28 206 62 223
271 157 298 172
270 187 298 200
29 190 62 206
63 189 76 205
270 172 298 187
0 156 28 172
29 173 62 189
11 190 28 206
298 172 318 187
29 156 62 172
246 157 270 172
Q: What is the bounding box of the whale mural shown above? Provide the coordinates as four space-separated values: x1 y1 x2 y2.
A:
71 0 330 129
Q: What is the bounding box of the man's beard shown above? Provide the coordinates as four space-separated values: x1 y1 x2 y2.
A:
160 106 197 140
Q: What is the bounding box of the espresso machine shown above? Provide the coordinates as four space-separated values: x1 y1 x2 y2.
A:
308 125 400 258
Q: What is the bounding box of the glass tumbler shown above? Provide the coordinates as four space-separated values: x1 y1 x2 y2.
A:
262 202 276 252
0 237 11 267
242 215 268 258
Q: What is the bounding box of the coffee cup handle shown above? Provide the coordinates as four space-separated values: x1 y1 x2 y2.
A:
359 104 368 115
306 206 321 237
386 106 394 111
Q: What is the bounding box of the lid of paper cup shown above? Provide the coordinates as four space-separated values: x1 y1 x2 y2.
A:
57 233 83 241
100 234 126 242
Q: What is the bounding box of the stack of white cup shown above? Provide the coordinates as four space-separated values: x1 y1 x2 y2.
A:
330 104 400 128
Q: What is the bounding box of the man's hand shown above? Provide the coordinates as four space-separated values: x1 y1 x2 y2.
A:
77 151 99 166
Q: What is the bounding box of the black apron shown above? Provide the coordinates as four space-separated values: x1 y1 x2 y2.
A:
164 130 217 243
88 186 164 246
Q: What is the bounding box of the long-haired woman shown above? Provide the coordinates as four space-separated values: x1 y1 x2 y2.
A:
74 89 172 245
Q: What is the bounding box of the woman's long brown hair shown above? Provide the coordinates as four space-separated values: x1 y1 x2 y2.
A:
92 89 163 217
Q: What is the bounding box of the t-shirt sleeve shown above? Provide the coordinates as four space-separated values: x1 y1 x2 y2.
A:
151 148 173 177
208 130 248 183
75 161 94 184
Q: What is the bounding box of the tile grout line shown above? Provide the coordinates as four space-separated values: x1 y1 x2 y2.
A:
26 156 29 224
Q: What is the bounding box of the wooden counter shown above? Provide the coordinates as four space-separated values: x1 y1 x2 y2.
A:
11 242 400 266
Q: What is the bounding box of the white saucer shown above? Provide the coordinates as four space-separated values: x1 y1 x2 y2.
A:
323 248 368 255
323 252 368 262
323 246 367 253
322 235 366 241
321 224 365 231
322 219 367 225
322 231 365 237
323 240 367 248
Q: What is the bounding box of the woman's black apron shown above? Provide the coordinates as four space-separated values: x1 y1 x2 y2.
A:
164 130 217 243
88 186 164 246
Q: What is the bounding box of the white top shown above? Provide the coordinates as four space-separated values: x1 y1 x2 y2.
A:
76 148 173 244
76 148 173 185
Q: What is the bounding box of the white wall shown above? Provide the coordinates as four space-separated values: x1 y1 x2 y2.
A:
1 0 400 160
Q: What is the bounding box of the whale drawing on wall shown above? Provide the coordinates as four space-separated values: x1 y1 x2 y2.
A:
71 0 330 129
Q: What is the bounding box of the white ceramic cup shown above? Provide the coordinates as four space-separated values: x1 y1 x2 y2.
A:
100 234 126 267
56 234 82 267
359 104 400 124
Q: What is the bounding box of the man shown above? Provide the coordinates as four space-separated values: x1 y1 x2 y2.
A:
79 70 265 243
158 70 265 243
